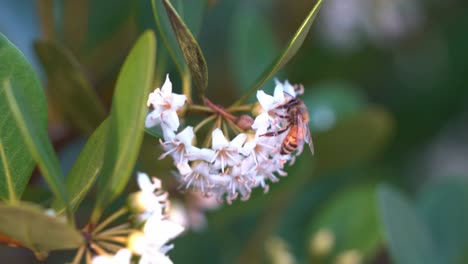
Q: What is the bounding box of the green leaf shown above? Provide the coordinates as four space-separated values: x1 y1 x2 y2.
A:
0 202 83 253
307 185 381 259
378 184 438 264
162 0 208 98
52 119 109 214
0 34 73 221
417 178 468 264
234 0 323 106
151 0 185 76
313 107 394 171
34 40 106 135
92 31 156 221
229 3 279 96
0 34 45 202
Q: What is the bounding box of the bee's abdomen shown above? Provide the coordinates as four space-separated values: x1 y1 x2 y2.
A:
280 136 298 154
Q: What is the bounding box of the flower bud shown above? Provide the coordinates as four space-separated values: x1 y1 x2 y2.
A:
236 114 254 130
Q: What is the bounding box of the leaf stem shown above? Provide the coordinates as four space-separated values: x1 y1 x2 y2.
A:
182 71 192 104
194 114 216 133
187 104 214 113
203 97 238 122
37 0 55 40
91 208 128 235
226 104 254 112
71 245 86 264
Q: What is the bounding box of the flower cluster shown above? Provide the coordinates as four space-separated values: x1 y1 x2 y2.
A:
92 173 184 264
146 75 311 203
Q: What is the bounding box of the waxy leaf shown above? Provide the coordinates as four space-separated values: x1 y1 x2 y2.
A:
92 31 156 221
52 119 109 214
0 202 83 253
151 0 185 76
162 0 208 98
235 0 323 105
417 179 468 264
0 34 44 202
35 40 106 135
378 184 438 264
0 34 73 221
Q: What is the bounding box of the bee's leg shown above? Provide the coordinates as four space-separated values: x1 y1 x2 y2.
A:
277 98 300 109
293 84 304 95
260 127 289 137
275 114 289 119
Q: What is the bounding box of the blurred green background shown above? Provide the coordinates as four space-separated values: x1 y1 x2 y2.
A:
1 0 468 263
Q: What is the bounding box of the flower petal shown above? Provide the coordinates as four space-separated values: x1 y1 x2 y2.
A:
161 74 173 94
230 133 247 149
137 172 154 193
144 217 185 246
171 93 187 110
273 82 285 103
145 111 162 128
176 126 195 147
211 128 229 149
282 80 296 97
256 90 274 111
163 110 180 131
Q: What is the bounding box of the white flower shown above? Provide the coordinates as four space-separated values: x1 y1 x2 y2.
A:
177 162 213 193
210 128 246 173
146 74 187 140
92 249 132 264
128 214 184 264
131 172 169 221
252 82 290 134
159 126 196 165
276 79 296 98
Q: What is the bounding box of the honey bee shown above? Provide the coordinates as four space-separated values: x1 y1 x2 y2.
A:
261 85 314 155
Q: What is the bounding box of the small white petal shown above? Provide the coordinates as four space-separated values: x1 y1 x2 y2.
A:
144 217 185 246
171 93 187 110
230 133 247 149
187 147 215 162
256 90 274 111
211 128 229 150
163 110 180 131
145 111 162 128
273 83 285 103
137 172 154 193
139 252 173 264
161 74 173 94
282 80 296 97
162 127 176 142
176 126 195 147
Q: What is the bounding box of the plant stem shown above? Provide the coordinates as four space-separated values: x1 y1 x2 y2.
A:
226 104 254 112
188 104 213 113
37 0 55 40
91 208 128 235
203 97 238 122
194 115 216 133
225 118 242 134
182 72 192 104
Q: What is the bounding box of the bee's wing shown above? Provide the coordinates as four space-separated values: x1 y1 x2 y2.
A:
304 124 314 155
